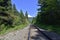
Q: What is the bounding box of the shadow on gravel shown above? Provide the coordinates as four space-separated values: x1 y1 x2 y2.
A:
31 31 47 40
30 26 48 40
40 30 60 40
30 25 60 40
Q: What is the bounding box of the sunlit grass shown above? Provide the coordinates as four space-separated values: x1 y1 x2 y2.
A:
0 24 28 35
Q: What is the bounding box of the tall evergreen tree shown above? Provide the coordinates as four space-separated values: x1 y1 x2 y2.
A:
12 4 19 16
35 0 60 25
20 10 25 24
25 11 28 19
0 0 29 32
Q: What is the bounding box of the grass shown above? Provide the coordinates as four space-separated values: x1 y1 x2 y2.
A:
36 23 60 34
0 24 29 35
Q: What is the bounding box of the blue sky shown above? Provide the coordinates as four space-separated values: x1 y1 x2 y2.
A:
11 0 38 17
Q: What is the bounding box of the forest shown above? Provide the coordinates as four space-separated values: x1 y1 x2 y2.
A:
0 0 29 35
0 0 60 35
32 0 60 34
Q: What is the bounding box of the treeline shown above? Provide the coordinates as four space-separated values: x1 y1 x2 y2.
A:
0 0 28 31
34 0 60 25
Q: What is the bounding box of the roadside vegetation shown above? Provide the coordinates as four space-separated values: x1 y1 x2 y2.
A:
0 0 29 35
32 0 60 34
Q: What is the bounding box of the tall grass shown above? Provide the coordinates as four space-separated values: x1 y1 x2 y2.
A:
0 24 28 35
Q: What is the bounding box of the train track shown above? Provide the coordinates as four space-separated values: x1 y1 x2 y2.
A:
28 25 52 40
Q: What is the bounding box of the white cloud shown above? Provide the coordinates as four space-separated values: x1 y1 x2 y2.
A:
28 15 32 17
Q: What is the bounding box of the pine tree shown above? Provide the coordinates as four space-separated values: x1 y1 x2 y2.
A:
0 0 14 31
36 0 60 25
20 10 25 24
25 11 28 19
12 4 19 16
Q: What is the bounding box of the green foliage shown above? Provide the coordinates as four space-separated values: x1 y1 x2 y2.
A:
0 0 29 34
32 0 60 34
20 10 25 24
0 24 28 35
25 11 28 19
32 17 36 24
12 4 19 15
36 23 60 34
35 0 60 25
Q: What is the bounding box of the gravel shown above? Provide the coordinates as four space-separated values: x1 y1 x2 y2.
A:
30 26 48 40
0 26 30 40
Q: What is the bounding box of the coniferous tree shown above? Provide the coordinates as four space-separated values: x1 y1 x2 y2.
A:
0 0 29 31
25 11 28 19
20 10 25 24
12 4 19 16
35 0 60 25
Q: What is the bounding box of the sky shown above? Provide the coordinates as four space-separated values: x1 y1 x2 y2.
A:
11 0 38 17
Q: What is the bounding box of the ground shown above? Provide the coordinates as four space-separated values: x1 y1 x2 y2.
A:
0 25 60 40
0 26 29 40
